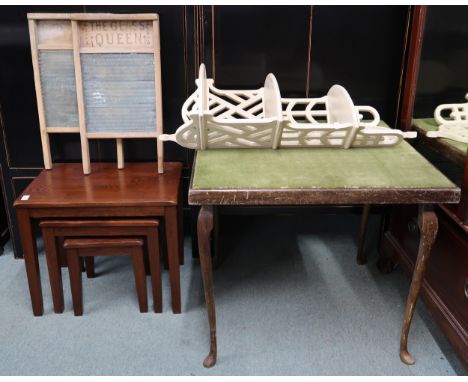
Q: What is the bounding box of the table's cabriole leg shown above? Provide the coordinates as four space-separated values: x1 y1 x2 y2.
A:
16 209 43 316
399 206 438 365
357 204 371 264
197 205 217 368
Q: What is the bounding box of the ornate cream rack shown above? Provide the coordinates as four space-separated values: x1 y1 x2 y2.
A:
160 64 416 149
429 94 468 143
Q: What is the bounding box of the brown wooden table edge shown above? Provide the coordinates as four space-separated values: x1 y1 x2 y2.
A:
39 219 160 228
188 187 460 205
14 200 179 209
13 161 184 208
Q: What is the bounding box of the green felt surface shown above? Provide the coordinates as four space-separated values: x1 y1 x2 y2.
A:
192 140 456 191
412 118 468 155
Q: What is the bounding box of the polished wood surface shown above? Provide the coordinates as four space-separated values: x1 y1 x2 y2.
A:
64 237 145 248
14 162 181 208
64 237 147 315
15 163 182 316
40 219 160 228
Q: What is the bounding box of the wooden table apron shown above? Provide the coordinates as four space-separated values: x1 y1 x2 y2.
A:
190 189 460 368
16 204 181 315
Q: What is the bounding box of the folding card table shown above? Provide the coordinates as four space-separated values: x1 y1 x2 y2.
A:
189 140 460 367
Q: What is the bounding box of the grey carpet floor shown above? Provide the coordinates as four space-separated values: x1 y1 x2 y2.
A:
0 212 465 375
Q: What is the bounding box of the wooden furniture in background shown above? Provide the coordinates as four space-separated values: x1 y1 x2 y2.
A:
380 205 468 369
383 5 468 369
39 219 161 314
189 143 460 368
64 237 147 316
28 13 165 174
14 162 183 316
412 119 468 225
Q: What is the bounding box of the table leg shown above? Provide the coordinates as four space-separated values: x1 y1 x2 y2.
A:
160 219 169 270
178 183 184 265
56 236 67 267
166 206 181 314
67 248 83 316
132 247 149 313
356 204 371 265
147 230 162 313
399 205 438 365
197 205 217 368
42 227 64 313
16 209 43 316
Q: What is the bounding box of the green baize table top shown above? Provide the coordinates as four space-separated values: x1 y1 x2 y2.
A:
192 137 456 192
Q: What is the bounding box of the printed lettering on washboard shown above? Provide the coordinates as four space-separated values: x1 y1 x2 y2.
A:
78 20 157 135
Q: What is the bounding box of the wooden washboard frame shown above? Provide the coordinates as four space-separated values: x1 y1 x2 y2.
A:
28 13 165 174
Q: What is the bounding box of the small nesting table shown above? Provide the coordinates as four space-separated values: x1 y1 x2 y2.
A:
64 237 148 316
40 219 162 313
14 162 183 315
189 141 460 367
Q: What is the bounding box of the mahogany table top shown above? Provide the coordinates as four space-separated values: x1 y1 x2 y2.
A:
14 162 182 209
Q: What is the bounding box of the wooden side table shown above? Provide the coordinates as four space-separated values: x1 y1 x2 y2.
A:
40 219 162 313
189 142 460 367
14 162 183 315
64 237 148 316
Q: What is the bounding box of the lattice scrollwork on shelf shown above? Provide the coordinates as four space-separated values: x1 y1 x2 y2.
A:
428 94 468 143
160 64 417 150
